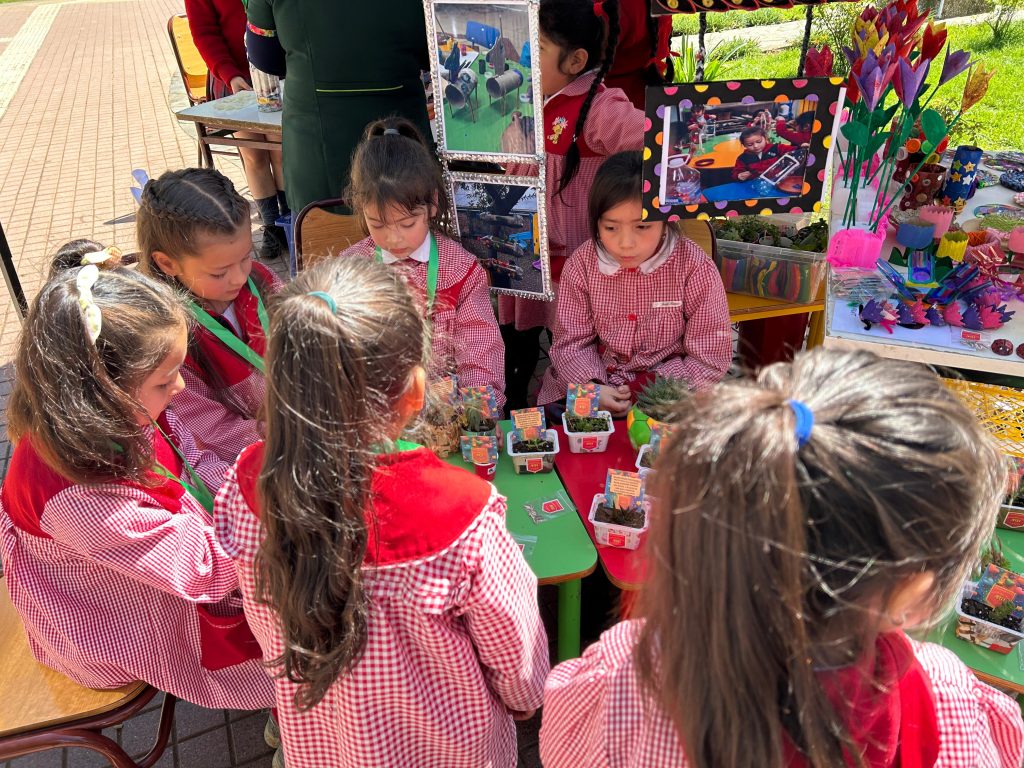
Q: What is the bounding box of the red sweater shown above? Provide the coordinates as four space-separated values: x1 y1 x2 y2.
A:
184 0 248 89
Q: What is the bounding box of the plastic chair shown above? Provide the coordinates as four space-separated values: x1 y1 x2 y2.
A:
167 15 238 168
0 577 177 767
293 198 367 271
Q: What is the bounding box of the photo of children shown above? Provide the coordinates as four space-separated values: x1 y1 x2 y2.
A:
432 2 538 156
453 179 547 296
659 98 816 206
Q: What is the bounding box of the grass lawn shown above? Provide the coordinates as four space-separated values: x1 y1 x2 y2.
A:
672 7 807 34
706 22 1024 150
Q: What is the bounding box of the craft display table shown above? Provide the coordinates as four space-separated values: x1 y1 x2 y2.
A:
444 420 597 660
175 91 282 155
728 288 827 347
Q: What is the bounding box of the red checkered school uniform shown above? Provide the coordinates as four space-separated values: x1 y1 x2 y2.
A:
540 619 1024 768
499 71 646 330
536 233 731 405
216 443 549 768
731 141 799 180
775 118 812 146
171 262 282 462
343 234 506 408
0 410 274 710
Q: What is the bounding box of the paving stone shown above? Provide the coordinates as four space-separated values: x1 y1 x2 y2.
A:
174 700 228 742
176 725 233 768
228 712 275 765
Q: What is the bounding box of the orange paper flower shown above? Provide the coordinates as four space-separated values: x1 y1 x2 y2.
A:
961 64 995 112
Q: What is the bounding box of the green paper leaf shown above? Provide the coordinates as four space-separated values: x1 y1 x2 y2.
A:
889 246 908 267
842 121 870 147
865 131 891 158
921 109 947 145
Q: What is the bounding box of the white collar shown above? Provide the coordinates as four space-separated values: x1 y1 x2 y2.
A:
596 230 676 276
378 234 431 265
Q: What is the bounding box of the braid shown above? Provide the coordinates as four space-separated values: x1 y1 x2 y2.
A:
644 0 664 86
557 0 620 197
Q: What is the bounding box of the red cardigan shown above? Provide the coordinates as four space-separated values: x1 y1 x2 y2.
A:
184 0 248 89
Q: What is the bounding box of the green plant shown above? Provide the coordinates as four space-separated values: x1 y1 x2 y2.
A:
990 600 1016 623
974 538 1012 579
512 437 554 453
669 34 753 82
460 400 495 432
635 376 690 423
987 0 1024 45
565 413 612 432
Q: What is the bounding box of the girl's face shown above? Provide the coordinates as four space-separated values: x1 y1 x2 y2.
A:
597 199 665 269
537 33 588 97
364 203 431 258
136 324 188 424
152 225 253 309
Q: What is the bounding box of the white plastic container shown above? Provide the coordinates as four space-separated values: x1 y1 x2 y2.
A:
955 582 1024 654
587 493 649 550
562 411 614 454
635 444 655 478
506 429 559 475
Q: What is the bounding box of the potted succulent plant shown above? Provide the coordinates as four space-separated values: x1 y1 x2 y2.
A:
627 375 689 449
459 385 500 442
956 559 1024 654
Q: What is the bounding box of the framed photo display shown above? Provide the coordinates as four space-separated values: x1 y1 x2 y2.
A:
450 173 551 299
642 77 844 221
426 0 544 161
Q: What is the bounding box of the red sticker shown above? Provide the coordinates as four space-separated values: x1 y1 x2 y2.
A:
607 532 626 547
526 458 543 473
542 499 564 514
1004 511 1024 529
581 437 598 451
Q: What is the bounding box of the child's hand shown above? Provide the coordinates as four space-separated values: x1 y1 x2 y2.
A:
738 171 752 181
230 77 252 94
599 384 632 417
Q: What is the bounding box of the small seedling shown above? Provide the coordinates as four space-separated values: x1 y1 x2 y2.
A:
565 413 611 433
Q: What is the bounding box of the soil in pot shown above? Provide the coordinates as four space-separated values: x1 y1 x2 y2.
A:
512 438 554 454
961 598 1024 633
640 451 654 468
593 504 646 529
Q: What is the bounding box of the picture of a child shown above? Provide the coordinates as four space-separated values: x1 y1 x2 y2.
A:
775 110 815 146
731 127 798 181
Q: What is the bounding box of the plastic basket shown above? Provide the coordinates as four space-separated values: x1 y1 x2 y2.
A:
714 239 826 304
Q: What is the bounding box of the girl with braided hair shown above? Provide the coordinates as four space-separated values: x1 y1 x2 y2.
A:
498 0 646 412
138 168 283 462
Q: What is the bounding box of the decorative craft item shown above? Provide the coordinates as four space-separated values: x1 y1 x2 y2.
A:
1002 171 1024 192
936 231 968 262
918 204 954 238
896 219 936 249
642 78 843 221
1009 226 1024 256
939 145 983 212
899 163 947 211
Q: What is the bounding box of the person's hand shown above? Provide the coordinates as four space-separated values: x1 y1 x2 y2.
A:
738 171 752 181
230 76 252 94
598 384 631 417
512 709 536 721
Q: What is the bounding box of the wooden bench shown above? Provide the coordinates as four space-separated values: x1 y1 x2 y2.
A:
0 577 176 767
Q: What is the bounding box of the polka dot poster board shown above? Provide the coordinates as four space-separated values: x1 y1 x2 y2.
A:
652 0 856 15
641 77 844 222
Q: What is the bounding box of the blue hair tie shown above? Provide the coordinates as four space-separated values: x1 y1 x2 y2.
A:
307 291 337 314
787 399 814 448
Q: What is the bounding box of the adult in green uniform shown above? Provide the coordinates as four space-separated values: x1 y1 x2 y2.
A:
245 0 432 215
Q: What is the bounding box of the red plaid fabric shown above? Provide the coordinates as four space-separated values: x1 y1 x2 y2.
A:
216 445 549 767
540 620 1024 768
171 263 283 462
0 410 274 710
499 72 646 330
343 235 506 408
537 235 731 404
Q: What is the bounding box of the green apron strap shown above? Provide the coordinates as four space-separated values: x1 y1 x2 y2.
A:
370 438 422 454
188 276 268 374
375 234 439 316
152 421 216 514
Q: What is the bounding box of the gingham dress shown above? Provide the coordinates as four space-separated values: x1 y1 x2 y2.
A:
498 72 646 330
343 235 506 408
171 263 282 462
216 443 549 767
536 234 732 404
0 410 275 710
540 620 1024 768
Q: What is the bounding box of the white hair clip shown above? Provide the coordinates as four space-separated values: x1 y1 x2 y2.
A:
76 264 103 343
80 245 121 266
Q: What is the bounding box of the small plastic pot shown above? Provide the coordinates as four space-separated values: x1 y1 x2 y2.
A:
506 429 559 475
587 493 649 550
562 411 614 454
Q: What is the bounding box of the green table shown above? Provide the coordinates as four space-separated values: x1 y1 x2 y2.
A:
931 527 1024 695
444 421 597 660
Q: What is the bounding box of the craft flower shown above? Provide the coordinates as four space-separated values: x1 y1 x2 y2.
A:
921 21 948 61
854 48 898 111
805 44 834 77
893 56 931 107
936 231 968 261
939 46 972 86
961 64 995 112
853 25 890 59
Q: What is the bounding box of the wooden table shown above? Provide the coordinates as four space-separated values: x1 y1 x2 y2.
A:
175 91 282 154
445 420 597 660
729 289 827 347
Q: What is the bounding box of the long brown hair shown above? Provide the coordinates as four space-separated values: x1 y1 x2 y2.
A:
636 349 1005 768
8 265 189 485
255 258 427 709
345 117 455 238
136 167 264 418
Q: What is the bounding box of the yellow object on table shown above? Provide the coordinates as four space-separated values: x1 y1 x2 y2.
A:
944 378 1024 458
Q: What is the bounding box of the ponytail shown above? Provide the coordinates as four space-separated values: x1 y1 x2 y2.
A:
255 258 427 709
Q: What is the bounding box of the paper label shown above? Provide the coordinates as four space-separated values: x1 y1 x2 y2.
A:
581 436 599 451
607 532 627 547
526 458 543 473
567 383 599 417
652 300 683 309
429 376 458 404
1003 511 1024 529
512 407 545 431
542 499 564 514
460 435 498 464
604 469 645 513
609 472 643 497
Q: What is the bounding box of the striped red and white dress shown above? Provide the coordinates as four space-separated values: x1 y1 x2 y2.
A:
540 620 1024 768
343 235 506 408
0 410 274 710
499 71 646 330
171 262 282 463
216 443 549 767
536 233 731 404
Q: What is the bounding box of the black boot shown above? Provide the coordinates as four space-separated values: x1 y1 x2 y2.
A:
257 224 288 260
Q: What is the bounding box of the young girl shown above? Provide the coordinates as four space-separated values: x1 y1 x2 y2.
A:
0 251 273 710
341 118 506 408
500 0 646 411
540 349 1024 767
537 152 731 414
216 258 549 767
184 0 288 260
138 167 282 462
